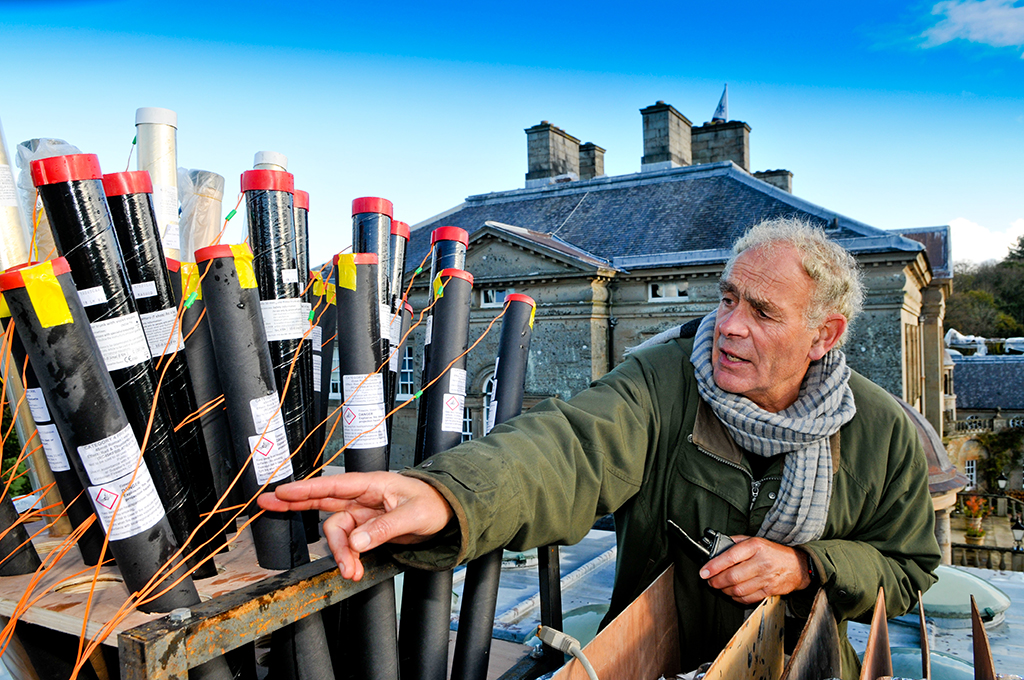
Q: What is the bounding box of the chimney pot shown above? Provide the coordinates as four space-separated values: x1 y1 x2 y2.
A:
752 169 793 193
579 142 606 181
691 120 752 171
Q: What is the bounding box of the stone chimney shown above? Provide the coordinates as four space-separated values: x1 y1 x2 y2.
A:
691 120 751 171
525 121 580 188
579 142 605 180
753 169 793 193
640 101 692 171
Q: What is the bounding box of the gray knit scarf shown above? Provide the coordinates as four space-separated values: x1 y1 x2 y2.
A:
690 313 856 545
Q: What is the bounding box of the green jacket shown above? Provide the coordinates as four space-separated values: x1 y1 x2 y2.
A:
398 337 941 678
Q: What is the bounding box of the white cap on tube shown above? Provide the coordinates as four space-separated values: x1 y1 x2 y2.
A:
135 107 178 128
253 150 288 171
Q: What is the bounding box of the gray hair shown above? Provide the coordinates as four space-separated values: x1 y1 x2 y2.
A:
723 217 864 346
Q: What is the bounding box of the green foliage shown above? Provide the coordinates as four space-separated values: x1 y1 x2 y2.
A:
949 255 1024 338
976 427 1024 490
1 403 31 497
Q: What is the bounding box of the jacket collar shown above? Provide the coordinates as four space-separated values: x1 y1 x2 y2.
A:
692 398 841 471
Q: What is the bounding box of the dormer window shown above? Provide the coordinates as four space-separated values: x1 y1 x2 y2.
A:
649 280 688 302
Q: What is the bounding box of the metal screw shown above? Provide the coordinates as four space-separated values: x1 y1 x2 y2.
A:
168 607 191 622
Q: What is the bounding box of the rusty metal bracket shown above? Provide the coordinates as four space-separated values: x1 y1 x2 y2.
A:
118 550 402 680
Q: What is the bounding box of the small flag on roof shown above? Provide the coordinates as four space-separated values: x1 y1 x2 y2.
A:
712 84 728 123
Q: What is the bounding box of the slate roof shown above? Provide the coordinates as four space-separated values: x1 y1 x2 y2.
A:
408 161 924 274
952 355 1024 410
893 226 952 280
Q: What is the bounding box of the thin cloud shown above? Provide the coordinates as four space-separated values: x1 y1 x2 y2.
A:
922 0 1024 54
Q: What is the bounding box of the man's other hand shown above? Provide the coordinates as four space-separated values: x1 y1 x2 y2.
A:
698 535 812 605
257 472 455 581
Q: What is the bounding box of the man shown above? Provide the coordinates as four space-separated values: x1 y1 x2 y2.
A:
259 218 941 678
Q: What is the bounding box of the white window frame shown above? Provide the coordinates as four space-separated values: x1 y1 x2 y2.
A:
965 459 977 489
329 353 341 400
398 346 415 397
648 280 688 302
461 407 474 442
481 288 514 308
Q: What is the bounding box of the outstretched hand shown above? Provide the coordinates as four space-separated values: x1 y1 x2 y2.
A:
699 535 812 605
257 472 455 581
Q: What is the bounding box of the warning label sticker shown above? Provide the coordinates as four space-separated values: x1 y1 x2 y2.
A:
139 308 184 357
37 424 71 472
448 367 467 396
282 268 299 284
342 373 384 405
313 353 322 393
248 393 293 484
132 281 158 300
380 304 395 347
341 402 388 449
424 316 433 346
25 388 50 423
91 314 151 372
441 393 465 433
88 463 165 541
77 285 107 308
77 423 143 486
312 325 322 352
260 298 305 342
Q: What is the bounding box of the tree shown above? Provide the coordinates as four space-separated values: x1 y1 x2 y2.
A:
1 403 31 497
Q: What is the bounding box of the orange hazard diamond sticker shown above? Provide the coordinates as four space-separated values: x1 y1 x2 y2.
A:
344 407 357 425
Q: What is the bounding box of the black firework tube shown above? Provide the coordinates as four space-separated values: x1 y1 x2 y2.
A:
0 485 41 576
168 258 243 517
386 220 410 431
451 294 535 680
332 252 400 680
104 171 225 574
401 268 473 680
292 189 319 543
0 260 199 612
194 244 307 570
352 197 396 418
0 314 106 566
242 172 315 494
31 155 209 576
195 244 334 680
311 266 337 466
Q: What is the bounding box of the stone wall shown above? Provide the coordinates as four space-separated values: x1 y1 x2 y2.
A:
691 121 751 171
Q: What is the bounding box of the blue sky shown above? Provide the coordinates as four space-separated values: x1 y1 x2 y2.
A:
1 0 1022 266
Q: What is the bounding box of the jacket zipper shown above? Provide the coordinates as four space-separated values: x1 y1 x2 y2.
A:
687 434 782 511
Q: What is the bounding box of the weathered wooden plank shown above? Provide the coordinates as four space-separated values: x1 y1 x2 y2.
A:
780 588 840 680
859 587 892 680
971 595 996 680
703 595 785 680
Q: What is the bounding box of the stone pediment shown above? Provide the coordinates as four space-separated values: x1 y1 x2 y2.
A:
466 222 618 282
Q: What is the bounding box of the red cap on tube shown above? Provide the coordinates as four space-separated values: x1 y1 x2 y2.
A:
505 293 536 307
102 171 153 197
391 220 410 240
352 197 393 218
195 244 240 263
31 154 102 187
165 258 180 272
0 258 72 291
294 190 309 211
240 169 294 193
437 268 473 286
431 227 469 246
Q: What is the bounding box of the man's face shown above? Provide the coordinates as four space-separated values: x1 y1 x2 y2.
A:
712 245 830 412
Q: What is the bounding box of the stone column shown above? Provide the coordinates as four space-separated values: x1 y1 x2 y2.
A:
934 507 952 565
920 286 945 437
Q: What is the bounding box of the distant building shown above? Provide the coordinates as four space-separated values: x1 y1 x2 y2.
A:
325 101 950 471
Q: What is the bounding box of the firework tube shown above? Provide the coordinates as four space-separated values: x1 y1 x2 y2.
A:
0 489 40 576
135 108 179 260
242 171 315 500
194 244 307 568
196 244 333 679
104 171 227 570
0 260 199 611
329 252 400 680
1 313 106 565
451 294 535 680
401 268 473 680
311 264 337 467
32 154 209 576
